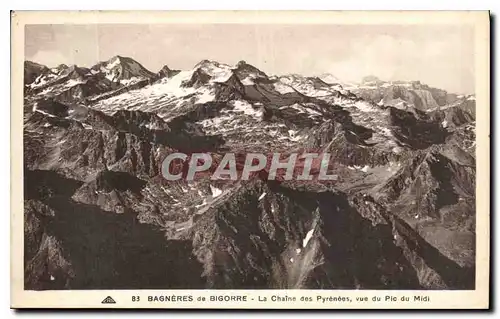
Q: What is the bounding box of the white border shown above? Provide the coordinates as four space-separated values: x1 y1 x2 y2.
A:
4 3 496 318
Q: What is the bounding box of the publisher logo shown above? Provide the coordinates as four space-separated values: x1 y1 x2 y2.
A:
101 296 116 304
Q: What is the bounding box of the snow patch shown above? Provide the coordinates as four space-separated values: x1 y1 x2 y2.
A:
33 109 56 118
392 146 402 154
66 79 86 87
105 73 116 81
354 100 377 112
197 61 233 83
379 127 394 138
319 74 340 84
144 122 163 130
232 100 263 117
29 74 53 88
287 129 303 142
285 103 321 116
106 56 121 70
302 228 315 248
210 185 223 198
120 77 142 86
273 81 295 94
348 165 370 172
196 88 216 103
241 77 255 85
38 87 54 95
195 199 208 208
198 114 235 129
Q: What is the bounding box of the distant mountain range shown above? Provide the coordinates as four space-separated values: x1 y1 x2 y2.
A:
23 56 476 290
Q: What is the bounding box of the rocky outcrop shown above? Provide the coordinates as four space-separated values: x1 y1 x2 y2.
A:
157 65 181 80
24 61 50 85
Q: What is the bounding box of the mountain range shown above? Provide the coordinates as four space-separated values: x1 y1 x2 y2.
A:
23 55 476 290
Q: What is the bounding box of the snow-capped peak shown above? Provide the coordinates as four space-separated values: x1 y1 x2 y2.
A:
96 55 155 82
318 73 341 84
193 60 234 83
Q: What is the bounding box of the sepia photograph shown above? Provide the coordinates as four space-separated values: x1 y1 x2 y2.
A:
11 10 490 309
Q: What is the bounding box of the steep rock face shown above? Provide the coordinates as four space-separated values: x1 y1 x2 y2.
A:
377 150 475 216
233 60 269 85
157 65 180 80
32 99 70 117
91 55 155 82
181 68 212 89
373 148 476 268
213 73 245 100
23 167 205 290
25 111 164 179
187 179 472 289
24 61 50 85
304 120 343 149
71 170 148 214
353 79 462 111
24 195 204 290
429 106 475 128
23 58 476 290
389 107 449 149
59 65 91 80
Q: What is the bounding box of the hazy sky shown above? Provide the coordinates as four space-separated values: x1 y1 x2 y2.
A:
25 24 475 94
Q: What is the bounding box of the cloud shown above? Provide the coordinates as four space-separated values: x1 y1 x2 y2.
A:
28 50 70 68
322 33 474 93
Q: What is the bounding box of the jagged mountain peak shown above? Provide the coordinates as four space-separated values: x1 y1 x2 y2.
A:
354 76 471 112
193 59 230 71
50 64 69 75
190 59 270 85
106 55 136 64
235 60 250 68
59 64 89 78
157 65 180 79
194 59 212 67
318 73 341 84
187 59 249 87
157 64 173 73
25 60 48 69
91 55 155 82
234 60 268 76
24 61 50 85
